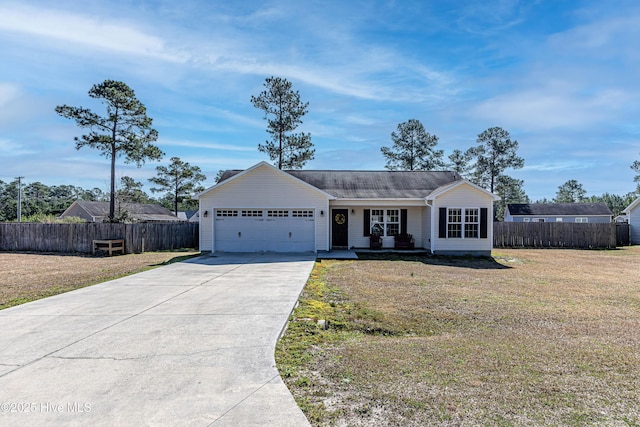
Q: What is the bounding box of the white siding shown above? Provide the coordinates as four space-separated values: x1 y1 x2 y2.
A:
347 206 425 249
629 203 640 244
431 183 494 255
199 164 330 252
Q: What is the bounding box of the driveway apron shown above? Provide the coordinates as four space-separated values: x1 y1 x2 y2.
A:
0 253 315 426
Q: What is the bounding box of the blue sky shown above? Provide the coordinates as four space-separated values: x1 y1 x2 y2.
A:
1 0 639 201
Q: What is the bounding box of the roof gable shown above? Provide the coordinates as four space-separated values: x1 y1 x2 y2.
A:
200 161 335 199
622 197 640 214
508 203 613 216
426 179 500 201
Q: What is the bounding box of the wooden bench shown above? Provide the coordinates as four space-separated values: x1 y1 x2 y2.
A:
93 239 125 256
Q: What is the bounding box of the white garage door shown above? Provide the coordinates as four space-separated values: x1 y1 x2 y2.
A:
214 209 315 252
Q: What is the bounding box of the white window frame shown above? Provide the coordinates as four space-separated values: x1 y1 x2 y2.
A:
575 217 588 223
369 208 400 237
556 218 563 222
465 208 480 238
523 217 530 223
447 207 480 239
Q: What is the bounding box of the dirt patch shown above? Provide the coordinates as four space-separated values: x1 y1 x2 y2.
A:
277 247 640 426
0 250 200 309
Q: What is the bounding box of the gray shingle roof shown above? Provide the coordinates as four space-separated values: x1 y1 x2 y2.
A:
71 201 181 221
507 203 613 216
219 170 463 199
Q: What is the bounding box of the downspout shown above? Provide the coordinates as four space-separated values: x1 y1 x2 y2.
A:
426 198 435 253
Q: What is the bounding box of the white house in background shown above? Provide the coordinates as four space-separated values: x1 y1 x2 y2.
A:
622 197 640 244
197 161 500 256
504 203 613 223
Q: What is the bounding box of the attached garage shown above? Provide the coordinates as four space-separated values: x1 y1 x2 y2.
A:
213 208 315 252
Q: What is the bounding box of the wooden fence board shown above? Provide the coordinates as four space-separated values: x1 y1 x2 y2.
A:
0 223 199 254
493 222 617 249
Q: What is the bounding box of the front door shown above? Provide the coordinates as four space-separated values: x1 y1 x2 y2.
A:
332 209 349 248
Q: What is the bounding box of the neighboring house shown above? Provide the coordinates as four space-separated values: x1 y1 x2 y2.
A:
177 210 200 222
197 161 499 256
60 201 182 223
614 214 628 223
622 197 640 244
504 203 613 223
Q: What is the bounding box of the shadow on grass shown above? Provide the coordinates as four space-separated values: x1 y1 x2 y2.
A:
150 253 201 266
354 252 511 270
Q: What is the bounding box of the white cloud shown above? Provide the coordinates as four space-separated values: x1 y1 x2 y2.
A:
0 138 35 156
471 87 631 130
0 3 186 62
160 139 255 152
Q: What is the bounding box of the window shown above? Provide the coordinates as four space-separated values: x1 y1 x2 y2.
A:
556 218 563 222
575 217 588 223
523 217 530 223
216 210 237 217
369 209 400 236
386 209 399 236
446 208 480 239
465 208 479 238
292 210 314 218
267 210 288 217
447 208 462 238
242 210 263 217
370 209 384 235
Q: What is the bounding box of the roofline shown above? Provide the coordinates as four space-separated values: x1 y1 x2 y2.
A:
333 198 426 201
426 179 500 201
197 161 337 200
622 196 640 214
510 214 612 217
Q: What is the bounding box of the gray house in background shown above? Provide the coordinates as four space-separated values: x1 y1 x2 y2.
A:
504 203 613 223
60 201 182 223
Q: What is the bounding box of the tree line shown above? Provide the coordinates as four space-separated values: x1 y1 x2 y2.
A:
5 76 639 222
0 171 203 222
249 77 640 219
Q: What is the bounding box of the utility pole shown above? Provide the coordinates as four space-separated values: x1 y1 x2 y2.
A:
15 176 24 222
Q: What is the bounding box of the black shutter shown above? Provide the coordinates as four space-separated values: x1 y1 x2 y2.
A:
480 207 488 238
364 209 371 236
400 209 408 235
439 207 447 238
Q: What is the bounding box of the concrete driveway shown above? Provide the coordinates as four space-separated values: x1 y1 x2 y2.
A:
0 253 315 426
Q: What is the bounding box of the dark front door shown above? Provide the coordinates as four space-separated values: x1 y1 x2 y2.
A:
332 209 349 248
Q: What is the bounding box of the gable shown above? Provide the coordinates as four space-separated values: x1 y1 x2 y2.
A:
201 162 334 200
622 197 640 214
201 162 333 204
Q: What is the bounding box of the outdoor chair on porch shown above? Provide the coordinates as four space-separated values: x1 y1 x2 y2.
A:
369 233 382 250
394 233 414 250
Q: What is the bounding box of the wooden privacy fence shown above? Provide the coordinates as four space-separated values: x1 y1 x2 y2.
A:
616 223 630 246
0 223 199 254
493 222 618 249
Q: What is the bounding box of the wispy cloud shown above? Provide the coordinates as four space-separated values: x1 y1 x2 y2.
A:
160 139 255 152
0 3 186 62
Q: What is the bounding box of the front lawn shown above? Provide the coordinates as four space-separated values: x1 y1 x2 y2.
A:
276 248 640 426
0 250 200 309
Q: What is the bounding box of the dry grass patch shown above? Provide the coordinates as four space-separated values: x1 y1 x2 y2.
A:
0 250 200 309
276 248 640 426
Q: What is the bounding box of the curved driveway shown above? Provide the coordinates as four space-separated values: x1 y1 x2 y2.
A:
0 253 314 426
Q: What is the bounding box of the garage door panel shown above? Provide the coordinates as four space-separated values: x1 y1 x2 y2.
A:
214 210 314 252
